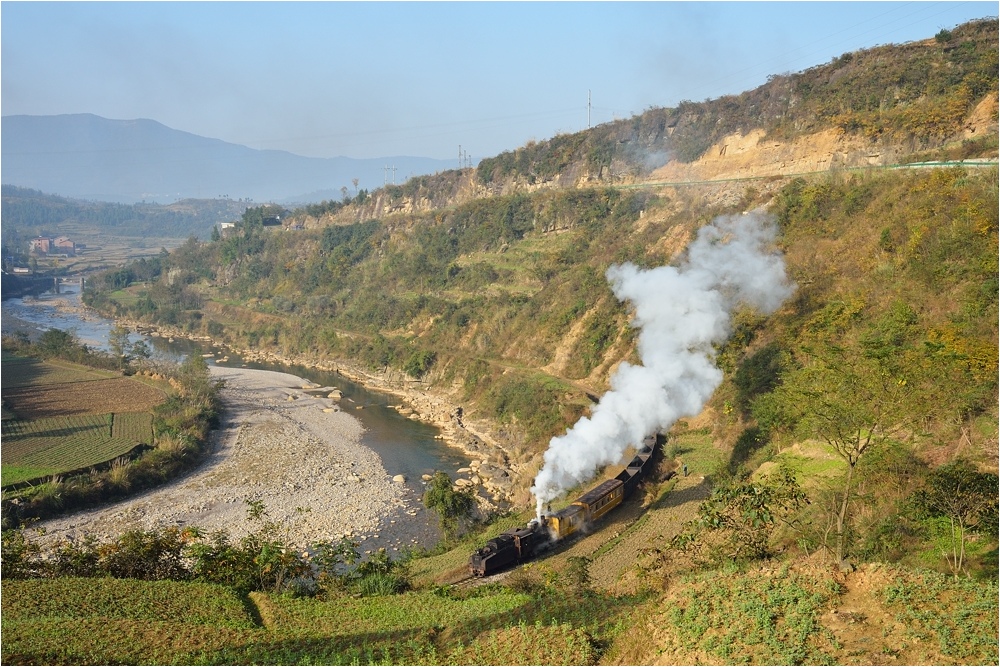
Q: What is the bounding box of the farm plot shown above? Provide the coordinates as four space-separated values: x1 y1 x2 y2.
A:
2 578 261 666
0 357 117 390
1 377 165 420
0 413 150 487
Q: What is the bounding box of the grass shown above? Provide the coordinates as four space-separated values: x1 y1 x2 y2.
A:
1 575 640 665
0 413 144 486
109 288 143 307
2 578 257 627
666 426 725 478
2 578 261 666
760 440 847 488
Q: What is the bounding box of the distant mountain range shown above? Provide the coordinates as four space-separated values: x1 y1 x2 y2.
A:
1 114 456 204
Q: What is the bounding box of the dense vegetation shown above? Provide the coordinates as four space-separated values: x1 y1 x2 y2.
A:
84 167 998 476
4 20 997 665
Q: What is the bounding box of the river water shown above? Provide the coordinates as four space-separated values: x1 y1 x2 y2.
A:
0 287 468 492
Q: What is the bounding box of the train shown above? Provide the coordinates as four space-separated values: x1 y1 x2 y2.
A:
469 434 659 577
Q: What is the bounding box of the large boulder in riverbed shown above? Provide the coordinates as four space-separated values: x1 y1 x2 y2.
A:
478 463 508 480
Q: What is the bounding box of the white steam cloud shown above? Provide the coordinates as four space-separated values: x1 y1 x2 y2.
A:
531 210 795 516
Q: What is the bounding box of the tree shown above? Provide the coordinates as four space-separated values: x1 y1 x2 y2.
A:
913 459 998 580
672 464 807 564
38 328 79 359
108 325 150 372
771 340 911 564
423 471 476 539
404 349 436 379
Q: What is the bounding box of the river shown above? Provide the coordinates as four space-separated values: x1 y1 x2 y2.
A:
0 287 469 494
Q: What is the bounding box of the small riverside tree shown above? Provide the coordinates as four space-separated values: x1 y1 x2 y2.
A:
423 471 476 539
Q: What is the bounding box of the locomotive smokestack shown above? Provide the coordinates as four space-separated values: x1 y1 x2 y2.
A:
531 210 794 518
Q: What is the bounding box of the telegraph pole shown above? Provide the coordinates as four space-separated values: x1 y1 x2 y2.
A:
588 90 592 129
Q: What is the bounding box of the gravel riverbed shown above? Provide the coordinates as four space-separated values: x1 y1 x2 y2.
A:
35 365 442 555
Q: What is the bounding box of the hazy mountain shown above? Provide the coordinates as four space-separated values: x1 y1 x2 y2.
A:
0 114 456 204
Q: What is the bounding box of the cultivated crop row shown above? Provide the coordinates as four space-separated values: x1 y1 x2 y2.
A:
1 413 145 486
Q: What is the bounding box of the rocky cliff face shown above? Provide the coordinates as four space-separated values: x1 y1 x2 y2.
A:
293 91 996 232
652 95 998 184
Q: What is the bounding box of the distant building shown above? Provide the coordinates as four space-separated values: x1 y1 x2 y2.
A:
29 236 76 256
29 237 52 254
53 236 76 253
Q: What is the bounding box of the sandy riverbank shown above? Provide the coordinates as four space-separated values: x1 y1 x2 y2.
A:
35 365 442 554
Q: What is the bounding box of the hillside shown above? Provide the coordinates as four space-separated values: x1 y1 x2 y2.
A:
293 18 996 225
0 114 454 204
81 19 998 493
1 185 250 240
5 18 998 667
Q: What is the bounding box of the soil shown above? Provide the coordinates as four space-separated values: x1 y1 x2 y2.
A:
2 377 167 420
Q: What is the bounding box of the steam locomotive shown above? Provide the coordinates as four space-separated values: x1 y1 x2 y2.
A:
469 434 659 577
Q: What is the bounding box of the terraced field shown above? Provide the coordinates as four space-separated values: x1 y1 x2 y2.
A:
0 356 165 487
1 412 153 486
0 357 117 389
2 377 165 420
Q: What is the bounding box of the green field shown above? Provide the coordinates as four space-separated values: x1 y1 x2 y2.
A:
0 577 622 665
1 353 160 487
1 579 261 665
5 558 994 666
1 413 152 486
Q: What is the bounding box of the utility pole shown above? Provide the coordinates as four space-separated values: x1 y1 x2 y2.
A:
458 145 462 170
392 165 397 185
588 90 591 129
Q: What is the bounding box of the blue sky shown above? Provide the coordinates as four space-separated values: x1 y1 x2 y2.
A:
2 2 996 161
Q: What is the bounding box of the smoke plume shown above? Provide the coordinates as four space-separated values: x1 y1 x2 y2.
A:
531 210 795 516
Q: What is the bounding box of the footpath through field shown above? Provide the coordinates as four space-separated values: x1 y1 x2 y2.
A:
544 472 710 592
